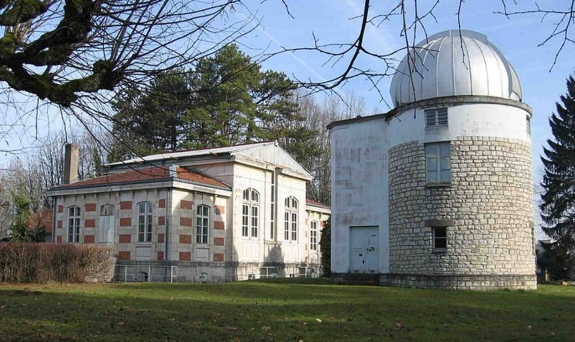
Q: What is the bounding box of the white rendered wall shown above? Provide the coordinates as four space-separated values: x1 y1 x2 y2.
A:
388 103 532 147
231 163 307 265
330 118 390 274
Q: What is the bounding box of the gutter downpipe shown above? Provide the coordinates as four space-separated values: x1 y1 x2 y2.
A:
52 197 57 243
165 187 172 263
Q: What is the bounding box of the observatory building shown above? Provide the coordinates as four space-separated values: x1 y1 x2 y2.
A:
328 30 536 290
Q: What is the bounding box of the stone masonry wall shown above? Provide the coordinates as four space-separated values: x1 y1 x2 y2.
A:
387 137 536 289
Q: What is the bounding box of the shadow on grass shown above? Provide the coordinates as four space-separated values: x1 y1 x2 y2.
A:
0 282 574 342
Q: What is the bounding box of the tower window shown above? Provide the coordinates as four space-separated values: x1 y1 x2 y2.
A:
425 142 451 184
526 116 531 136
432 227 447 252
425 108 448 127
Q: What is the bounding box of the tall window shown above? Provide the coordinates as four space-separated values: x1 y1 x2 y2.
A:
99 205 115 245
432 227 447 251
270 172 275 240
425 108 448 127
284 197 298 241
68 206 81 243
196 205 209 244
138 202 152 242
425 142 451 184
310 221 318 250
242 188 259 238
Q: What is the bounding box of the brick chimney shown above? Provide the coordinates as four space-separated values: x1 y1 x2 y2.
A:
63 143 79 184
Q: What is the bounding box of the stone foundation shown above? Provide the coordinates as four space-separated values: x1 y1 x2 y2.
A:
380 273 537 290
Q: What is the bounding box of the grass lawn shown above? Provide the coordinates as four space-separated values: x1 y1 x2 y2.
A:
0 279 574 342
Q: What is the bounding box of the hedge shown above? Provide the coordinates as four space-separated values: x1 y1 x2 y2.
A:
0 242 114 283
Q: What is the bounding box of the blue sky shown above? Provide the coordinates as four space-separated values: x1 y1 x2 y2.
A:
234 0 573 179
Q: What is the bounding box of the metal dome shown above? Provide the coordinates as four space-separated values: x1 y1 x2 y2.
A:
390 30 522 108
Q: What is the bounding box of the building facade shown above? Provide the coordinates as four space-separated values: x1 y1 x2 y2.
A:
48 141 330 282
329 30 536 290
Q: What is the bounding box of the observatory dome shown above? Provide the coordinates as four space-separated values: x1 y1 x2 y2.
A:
390 30 522 108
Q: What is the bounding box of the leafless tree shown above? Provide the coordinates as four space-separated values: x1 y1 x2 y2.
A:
0 0 254 154
0 127 110 235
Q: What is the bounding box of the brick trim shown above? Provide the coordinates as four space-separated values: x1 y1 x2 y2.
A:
180 217 192 227
118 251 131 260
179 252 191 261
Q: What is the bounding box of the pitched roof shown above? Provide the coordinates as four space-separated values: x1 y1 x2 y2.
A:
53 167 229 190
106 141 277 167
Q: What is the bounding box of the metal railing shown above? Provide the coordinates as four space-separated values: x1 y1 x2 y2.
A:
114 264 178 283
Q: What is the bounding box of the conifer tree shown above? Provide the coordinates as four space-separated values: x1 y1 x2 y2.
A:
540 75 575 280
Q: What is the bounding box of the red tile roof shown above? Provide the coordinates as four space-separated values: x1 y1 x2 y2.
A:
306 199 330 209
54 167 229 190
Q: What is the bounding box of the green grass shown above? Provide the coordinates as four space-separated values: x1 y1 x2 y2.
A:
0 279 574 341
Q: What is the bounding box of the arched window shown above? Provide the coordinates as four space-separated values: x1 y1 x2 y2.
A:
100 204 115 216
310 221 318 250
284 197 298 241
196 205 210 244
138 202 153 242
68 206 81 243
242 188 259 238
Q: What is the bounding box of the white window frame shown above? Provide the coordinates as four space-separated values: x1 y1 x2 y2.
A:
242 188 259 238
425 142 451 184
196 204 209 244
269 172 275 240
68 206 81 243
432 227 447 252
310 221 318 250
138 201 153 242
284 196 299 242
100 204 115 216
425 108 448 127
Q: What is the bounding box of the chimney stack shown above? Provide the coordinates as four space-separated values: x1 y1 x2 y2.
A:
63 143 79 184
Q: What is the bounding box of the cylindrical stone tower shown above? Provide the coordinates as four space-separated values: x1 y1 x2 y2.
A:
383 30 536 290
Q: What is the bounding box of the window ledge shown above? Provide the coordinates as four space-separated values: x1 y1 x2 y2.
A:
425 183 451 189
136 242 152 246
432 249 447 254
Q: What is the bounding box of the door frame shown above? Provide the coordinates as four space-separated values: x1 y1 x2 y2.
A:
349 225 379 273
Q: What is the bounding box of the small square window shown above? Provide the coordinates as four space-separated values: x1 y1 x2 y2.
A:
425 108 448 127
433 227 447 251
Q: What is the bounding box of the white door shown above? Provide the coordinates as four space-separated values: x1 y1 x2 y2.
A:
350 226 379 273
